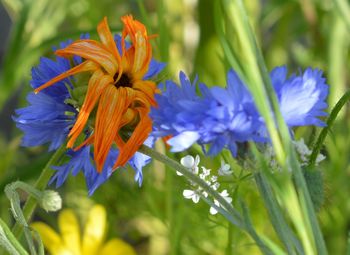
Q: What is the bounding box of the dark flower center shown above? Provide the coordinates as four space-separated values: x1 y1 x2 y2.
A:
114 73 132 88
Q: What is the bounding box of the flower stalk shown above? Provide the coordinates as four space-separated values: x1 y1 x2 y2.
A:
11 144 66 239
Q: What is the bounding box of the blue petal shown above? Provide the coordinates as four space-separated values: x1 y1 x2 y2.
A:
168 131 200 152
143 59 166 79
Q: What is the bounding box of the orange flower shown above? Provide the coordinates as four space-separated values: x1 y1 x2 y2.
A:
34 15 158 172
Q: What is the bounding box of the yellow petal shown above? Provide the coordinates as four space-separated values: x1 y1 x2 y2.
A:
58 209 81 255
81 205 106 255
31 222 65 255
100 239 136 255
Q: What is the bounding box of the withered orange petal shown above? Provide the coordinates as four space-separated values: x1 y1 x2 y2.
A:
120 108 137 127
97 17 123 80
121 15 147 44
34 61 98 94
132 31 151 78
114 133 125 148
94 87 135 172
67 70 113 148
73 134 95 151
132 80 157 106
56 40 118 75
113 107 152 169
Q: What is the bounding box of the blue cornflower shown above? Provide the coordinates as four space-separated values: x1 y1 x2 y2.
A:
151 67 328 156
14 19 164 193
14 50 76 151
271 66 328 127
151 70 260 156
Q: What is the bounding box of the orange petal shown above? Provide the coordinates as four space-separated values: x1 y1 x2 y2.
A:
34 60 98 94
67 70 113 148
113 107 152 168
120 15 152 78
121 15 147 44
132 80 157 106
132 32 152 78
94 87 135 172
120 108 137 127
97 17 123 81
114 133 125 149
56 40 118 75
73 134 95 151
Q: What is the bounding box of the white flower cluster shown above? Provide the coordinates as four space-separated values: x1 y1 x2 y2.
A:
179 155 233 215
292 138 325 165
264 138 326 169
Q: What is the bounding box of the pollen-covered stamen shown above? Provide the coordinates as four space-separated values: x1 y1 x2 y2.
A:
114 73 132 88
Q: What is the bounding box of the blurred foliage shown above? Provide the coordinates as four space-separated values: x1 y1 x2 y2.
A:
0 0 349 254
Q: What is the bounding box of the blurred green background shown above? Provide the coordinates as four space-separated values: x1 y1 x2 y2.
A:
0 0 349 254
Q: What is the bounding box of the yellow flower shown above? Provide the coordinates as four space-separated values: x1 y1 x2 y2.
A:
31 205 136 255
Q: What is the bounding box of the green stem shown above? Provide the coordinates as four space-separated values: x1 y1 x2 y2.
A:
347 231 350 255
0 219 28 255
289 158 328 255
11 145 66 238
309 90 350 166
333 0 350 32
226 223 233 255
255 173 303 255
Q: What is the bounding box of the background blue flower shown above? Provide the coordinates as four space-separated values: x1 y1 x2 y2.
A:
271 66 328 127
151 67 328 157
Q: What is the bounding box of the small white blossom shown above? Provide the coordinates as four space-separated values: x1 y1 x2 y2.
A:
209 200 221 215
209 190 233 215
178 155 200 176
293 139 312 162
202 191 208 198
211 182 220 190
211 175 218 182
201 167 211 177
218 160 233 176
183 189 200 203
315 153 326 165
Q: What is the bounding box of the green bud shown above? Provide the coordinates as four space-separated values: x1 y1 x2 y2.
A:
40 190 62 212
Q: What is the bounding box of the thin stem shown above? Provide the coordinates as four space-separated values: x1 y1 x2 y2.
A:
226 223 233 255
0 219 28 255
255 172 303 255
333 0 350 32
11 145 66 238
309 90 350 166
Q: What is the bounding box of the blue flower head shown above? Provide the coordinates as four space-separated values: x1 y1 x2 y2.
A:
151 70 260 156
271 66 328 127
151 67 329 157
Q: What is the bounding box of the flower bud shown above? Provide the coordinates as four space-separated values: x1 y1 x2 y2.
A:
40 190 62 212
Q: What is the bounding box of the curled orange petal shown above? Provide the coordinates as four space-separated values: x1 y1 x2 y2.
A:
113 107 152 169
34 60 98 94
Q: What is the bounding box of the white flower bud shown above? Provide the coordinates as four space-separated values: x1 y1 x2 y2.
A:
40 190 62 212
